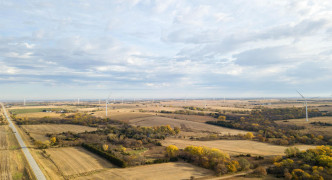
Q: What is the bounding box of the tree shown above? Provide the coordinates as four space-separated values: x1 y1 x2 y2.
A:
253 166 267 176
245 132 254 140
291 169 311 179
215 163 228 175
227 160 239 172
50 137 56 145
238 158 251 170
174 127 180 134
166 145 179 158
102 144 109 151
284 147 300 157
218 116 226 121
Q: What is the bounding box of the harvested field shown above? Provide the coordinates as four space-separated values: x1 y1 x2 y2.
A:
22 124 97 141
0 126 10 179
158 114 216 123
93 110 153 121
17 112 64 118
129 116 249 135
276 116 332 136
110 112 153 122
0 150 11 180
46 147 115 177
0 125 33 180
162 139 316 156
75 161 214 180
0 126 8 150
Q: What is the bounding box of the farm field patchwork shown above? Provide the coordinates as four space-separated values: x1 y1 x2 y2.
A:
275 116 332 136
129 116 249 135
162 139 316 156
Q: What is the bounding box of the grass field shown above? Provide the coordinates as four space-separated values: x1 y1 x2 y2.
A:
162 139 316 156
75 161 214 180
275 116 332 136
9 108 63 114
17 112 66 118
46 147 115 177
22 124 97 141
129 116 249 135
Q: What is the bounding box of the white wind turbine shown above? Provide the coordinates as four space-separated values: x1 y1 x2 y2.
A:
297 90 308 122
106 95 110 117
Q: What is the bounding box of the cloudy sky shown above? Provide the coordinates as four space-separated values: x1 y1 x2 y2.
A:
1 0 332 100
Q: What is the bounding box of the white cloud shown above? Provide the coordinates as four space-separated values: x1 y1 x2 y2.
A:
0 0 331 98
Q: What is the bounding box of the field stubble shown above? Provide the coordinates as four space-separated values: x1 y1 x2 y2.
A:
162 139 316 156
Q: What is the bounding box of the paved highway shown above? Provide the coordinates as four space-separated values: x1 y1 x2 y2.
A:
1 103 46 180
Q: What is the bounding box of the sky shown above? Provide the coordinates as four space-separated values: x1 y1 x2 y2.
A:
0 0 332 100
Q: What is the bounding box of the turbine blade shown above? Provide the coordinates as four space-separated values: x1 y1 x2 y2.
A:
296 90 305 99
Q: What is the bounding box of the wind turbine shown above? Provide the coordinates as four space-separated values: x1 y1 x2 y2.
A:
297 90 308 122
106 96 109 117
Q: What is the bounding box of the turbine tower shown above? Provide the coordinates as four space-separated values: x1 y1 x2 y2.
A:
297 90 308 122
106 98 109 117
24 97 26 106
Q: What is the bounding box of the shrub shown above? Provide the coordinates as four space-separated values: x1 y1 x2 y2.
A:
254 166 267 176
238 158 251 170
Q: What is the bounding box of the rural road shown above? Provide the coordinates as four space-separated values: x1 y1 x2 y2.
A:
1 103 46 180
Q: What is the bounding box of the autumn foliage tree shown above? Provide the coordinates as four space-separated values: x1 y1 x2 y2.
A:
180 145 245 175
50 137 57 145
166 145 179 158
102 144 109 151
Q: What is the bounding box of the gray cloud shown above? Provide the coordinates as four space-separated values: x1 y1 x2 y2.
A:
0 0 331 99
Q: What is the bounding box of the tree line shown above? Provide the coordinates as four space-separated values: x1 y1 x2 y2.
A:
268 145 331 179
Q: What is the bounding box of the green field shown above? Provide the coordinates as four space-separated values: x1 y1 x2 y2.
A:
9 108 63 115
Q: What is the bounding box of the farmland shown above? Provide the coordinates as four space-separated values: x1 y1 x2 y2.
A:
4 98 332 179
75 161 214 180
46 147 115 177
162 139 316 156
0 125 34 179
275 116 332 136
9 108 63 115
21 124 97 141
129 116 249 135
